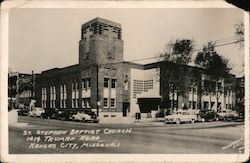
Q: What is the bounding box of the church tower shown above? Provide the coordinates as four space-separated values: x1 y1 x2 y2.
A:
79 18 125 117
79 17 123 66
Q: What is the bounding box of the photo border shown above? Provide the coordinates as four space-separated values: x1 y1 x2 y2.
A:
1 1 249 162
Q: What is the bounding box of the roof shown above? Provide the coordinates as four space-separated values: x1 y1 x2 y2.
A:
41 64 79 74
82 17 121 29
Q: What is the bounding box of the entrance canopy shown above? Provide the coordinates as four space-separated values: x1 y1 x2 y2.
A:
137 97 161 113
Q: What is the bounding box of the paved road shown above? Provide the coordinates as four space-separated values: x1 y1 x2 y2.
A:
9 116 244 154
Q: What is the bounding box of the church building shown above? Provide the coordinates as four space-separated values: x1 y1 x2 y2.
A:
34 17 236 121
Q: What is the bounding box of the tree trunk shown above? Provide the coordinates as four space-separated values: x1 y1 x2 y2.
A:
192 86 194 109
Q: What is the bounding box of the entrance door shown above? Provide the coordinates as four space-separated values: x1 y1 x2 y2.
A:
123 102 129 117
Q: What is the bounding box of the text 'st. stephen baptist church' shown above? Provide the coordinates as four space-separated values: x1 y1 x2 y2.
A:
31 17 236 122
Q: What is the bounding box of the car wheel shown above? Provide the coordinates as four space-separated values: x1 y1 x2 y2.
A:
201 118 205 123
175 119 181 124
215 117 219 121
191 119 195 123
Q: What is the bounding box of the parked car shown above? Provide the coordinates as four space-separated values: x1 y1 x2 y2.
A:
28 107 45 117
41 108 59 119
17 107 29 116
72 110 99 123
197 110 220 122
57 109 78 121
217 109 239 120
164 110 197 124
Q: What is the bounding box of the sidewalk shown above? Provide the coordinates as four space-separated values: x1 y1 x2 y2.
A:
99 117 244 128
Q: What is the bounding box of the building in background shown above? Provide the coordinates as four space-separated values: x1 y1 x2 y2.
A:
8 71 35 110
235 77 245 115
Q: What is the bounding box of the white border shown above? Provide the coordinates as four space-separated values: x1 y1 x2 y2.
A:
1 1 249 163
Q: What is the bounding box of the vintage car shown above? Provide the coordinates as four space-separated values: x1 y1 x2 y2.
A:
197 110 220 122
41 108 59 119
217 109 239 120
17 106 29 116
57 109 78 121
72 110 99 123
164 110 197 124
28 107 45 117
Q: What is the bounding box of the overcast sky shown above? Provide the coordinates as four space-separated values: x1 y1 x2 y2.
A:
9 8 244 77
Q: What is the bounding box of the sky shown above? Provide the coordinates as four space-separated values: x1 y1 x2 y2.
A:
9 8 244 77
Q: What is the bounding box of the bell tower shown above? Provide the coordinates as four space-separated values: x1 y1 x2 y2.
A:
79 17 123 67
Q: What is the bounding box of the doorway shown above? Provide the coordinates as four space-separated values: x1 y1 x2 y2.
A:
123 102 130 117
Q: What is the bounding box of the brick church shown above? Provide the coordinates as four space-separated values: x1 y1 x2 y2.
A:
34 17 236 120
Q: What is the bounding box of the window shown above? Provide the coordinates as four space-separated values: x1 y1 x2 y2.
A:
189 101 192 108
111 79 116 88
72 81 78 108
72 82 75 91
50 85 56 108
82 79 86 89
82 78 90 90
189 86 192 93
82 98 90 108
193 102 196 109
104 78 109 88
103 98 108 107
182 112 189 115
60 84 67 108
72 99 75 108
76 82 79 90
76 99 79 108
110 98 115 107
42 87 47 108
87 78 91 88
217 82 222 89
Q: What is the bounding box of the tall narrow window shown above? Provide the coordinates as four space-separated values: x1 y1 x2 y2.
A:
103 98 108 107
82 78 91 90
60 84 67 108
42 87 47 108
110 98 115 108
111 79 116 88
50 85 56 108
82 79 87 89
104 78 109 88
72 82 75 108
72 81 78 108
87 78 91 88
82 98 90 109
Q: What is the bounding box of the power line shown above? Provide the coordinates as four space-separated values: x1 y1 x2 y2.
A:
130 39 244 64
77 36 245 67
193 35 242 49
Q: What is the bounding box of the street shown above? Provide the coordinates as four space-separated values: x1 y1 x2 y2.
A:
9 116 244 154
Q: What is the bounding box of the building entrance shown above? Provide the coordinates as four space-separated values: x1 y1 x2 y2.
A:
123 102 130 117
137 97 161 113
